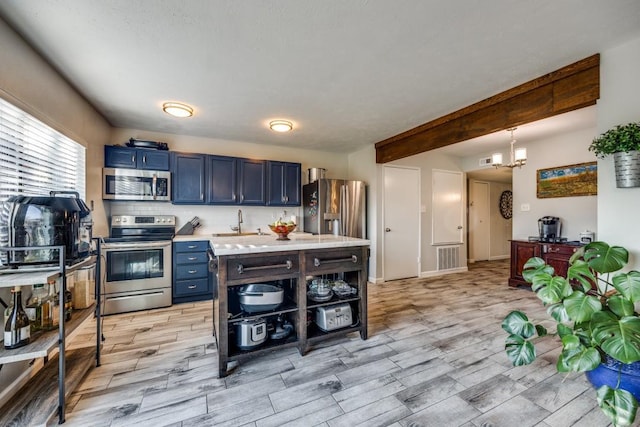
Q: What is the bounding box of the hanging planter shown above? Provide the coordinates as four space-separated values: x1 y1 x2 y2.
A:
589 121 640 188
613 150 640 188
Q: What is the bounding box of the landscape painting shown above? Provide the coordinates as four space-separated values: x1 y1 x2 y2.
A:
536 161 598 198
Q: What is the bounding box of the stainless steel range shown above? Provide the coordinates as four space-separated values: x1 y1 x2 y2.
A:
101 215 175 315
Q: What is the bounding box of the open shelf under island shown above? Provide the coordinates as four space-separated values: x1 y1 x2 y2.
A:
207 234 370 377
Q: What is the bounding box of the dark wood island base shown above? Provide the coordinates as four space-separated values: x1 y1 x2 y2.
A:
210 239 369 377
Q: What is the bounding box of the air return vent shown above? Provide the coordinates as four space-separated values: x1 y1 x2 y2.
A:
437 246 460 270
479 157 492 167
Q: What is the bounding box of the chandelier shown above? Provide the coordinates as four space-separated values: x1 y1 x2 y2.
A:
492 127 527 168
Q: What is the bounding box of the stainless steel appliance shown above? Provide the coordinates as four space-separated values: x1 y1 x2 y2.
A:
315 303 353 331
538 216 562 242
235 318 267 349
237 284 283 313
303 179 366 238
101 215 175 315
0 191 93 266
102 168 170 201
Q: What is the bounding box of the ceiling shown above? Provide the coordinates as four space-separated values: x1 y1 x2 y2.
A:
0 1 639 154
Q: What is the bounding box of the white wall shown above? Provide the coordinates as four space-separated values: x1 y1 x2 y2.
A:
389 151 467 275
597 36 640 268
511 126 598 242
489 181 513 258
107 128 349 236
347 144 378 282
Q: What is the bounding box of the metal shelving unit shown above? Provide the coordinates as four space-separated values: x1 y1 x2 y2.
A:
0 245 101 425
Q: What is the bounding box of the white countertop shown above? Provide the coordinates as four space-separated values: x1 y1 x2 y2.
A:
174 233 369 255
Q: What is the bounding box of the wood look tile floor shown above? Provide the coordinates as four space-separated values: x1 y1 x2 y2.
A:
64 260 615 427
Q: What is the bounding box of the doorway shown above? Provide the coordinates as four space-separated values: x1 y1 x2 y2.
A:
468 180 491 262
383 165 420 281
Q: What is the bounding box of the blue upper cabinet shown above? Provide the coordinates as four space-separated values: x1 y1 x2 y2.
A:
238 158 266 205
208 155 238 204
267 161 301 206
209 156 265 205
105 145 170 170
171 152 206 204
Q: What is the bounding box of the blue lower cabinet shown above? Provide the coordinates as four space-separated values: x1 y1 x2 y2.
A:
173 240 213 303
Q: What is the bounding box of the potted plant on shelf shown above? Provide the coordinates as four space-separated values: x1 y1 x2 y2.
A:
502 241 640 427
589 121 640 188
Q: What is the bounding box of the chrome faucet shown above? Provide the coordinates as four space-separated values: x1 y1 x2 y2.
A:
230 209 243 235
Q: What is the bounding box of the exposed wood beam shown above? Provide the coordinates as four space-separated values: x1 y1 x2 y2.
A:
375 54 600 163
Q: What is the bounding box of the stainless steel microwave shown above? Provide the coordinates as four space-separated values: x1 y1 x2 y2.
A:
102 168 171 201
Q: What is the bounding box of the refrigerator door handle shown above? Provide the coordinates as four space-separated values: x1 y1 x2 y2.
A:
341 184 348 236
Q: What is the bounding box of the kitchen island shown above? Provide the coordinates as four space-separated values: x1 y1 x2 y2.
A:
204 233 370 377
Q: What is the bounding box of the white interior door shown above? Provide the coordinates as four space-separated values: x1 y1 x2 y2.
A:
469 180 490 262
383 166 420 281
432 170 464 244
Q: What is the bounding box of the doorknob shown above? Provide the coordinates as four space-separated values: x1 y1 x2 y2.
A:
457 226 463 229
385 228 391 232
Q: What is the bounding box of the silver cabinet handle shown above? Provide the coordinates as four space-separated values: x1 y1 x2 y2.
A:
188 285 197 289
188 245 197 249
313 255 358 267
143 155 146 165
187 269 197 274
132 155 135 163
188 256 198 261
237 260 293 274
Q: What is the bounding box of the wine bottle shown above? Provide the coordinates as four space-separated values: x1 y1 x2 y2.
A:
25 284 48 332
4 286 31 349
47 281 60 329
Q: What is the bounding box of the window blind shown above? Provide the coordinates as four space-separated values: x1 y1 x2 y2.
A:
0 97 86 201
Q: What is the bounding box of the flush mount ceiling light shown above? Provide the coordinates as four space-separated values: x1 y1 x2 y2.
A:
492 127 527 169
162 102 193 118
269 120 293 132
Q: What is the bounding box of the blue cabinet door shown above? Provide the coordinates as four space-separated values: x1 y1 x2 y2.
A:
209 155 237 204
104 146 137 168
171 152 206 204
105 146 170 170
283 162 301 206
267 161 301 206
137 150 169 170
238 159 266 205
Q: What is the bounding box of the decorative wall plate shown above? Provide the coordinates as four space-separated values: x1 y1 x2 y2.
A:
499 190 513 219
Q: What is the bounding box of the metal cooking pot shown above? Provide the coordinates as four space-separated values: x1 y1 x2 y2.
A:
236 318 267 349
237 284 284 313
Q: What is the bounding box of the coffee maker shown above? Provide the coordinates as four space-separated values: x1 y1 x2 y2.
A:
538 216 561 242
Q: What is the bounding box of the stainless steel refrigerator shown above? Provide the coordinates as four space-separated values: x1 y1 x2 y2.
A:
303 179 366 238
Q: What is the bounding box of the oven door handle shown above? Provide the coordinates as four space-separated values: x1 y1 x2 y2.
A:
105 291 166 301
103 241 172 250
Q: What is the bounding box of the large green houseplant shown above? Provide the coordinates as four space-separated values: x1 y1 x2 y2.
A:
589 121 640 188
502 241 640 426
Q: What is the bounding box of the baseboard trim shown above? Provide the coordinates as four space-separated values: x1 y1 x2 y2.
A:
489 255 510 261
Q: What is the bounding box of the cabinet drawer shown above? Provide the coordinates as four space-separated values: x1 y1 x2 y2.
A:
174 241 209 252
305 248 364 274
174 278 210 297
542 244 579 256
176 252 208 264
175 263 209 280
226 253 299 282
